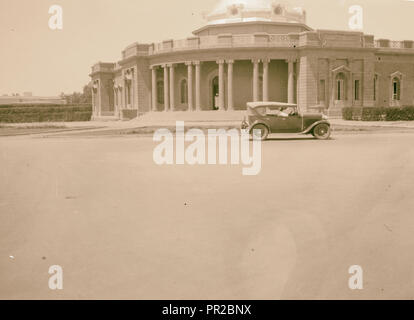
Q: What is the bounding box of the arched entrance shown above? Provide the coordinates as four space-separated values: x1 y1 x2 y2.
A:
211 76 219 110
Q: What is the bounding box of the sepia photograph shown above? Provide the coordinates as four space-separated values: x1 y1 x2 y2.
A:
1 0 414 309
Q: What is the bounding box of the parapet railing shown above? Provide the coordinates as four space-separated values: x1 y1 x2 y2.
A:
91 64 115 74
148 34 414 55
148 34 299 55
374 40 414 49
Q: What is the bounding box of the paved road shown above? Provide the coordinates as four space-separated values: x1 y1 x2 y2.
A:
0 132 413 299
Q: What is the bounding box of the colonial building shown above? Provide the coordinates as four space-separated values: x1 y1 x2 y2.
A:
90 0 414 119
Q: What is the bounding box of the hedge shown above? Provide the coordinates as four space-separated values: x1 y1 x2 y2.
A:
342 106 414 121
121 109 138 120
0 104 92 123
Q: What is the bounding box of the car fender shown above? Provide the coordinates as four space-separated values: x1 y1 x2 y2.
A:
247 120 271 134
302 120 331 134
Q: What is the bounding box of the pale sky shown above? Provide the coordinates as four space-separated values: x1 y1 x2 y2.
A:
0 0 413 96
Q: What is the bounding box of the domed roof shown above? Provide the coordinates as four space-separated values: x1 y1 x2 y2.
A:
206 0 306 25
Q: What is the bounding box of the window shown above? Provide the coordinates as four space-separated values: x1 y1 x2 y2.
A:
336 73 346 101
180 79 188 104
157 81 164 104
392 77 400 101
114 90 117 106
274 5 283 15
230 6 239 15
373 77 377 101
354 80 360 101
318 79 326 102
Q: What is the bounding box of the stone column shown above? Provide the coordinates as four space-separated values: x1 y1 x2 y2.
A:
328 59 335 108
194 61 201 111
217 60 225 110
132 67 137 110
227 60 234 110
287 59 295 104
163 64 169 112
120 85 124 112
91 83 96 116
151 66 157 112
262 59 270 101
98 80 102 117
115 88 120 117
347 73 353 106
363 58 375 107
186 62 193 111
124 79 128 109
169 64 175 111
252 59 260 102
113 88 117 115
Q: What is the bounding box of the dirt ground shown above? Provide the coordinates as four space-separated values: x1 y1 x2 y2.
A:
0 131 413 299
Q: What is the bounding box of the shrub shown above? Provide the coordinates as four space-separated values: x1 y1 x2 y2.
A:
342 107 363 120
351 107 363 121
385 106 414 121
121 109 138 120
361 107 386 121
342 107 354 120
0 104 92 123
342 106 414 121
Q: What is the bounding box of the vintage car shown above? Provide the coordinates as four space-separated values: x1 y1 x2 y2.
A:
241 102 331 140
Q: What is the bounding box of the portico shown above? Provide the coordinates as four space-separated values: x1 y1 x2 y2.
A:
149 58 296 112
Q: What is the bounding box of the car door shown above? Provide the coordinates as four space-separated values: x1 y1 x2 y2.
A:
282 114 303 133
265 111 302 133
266 114 288 132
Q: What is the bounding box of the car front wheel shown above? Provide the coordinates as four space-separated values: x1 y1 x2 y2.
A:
312 123 331 140
251 124 269 141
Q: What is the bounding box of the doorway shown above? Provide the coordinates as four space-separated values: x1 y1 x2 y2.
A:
211 76 219 110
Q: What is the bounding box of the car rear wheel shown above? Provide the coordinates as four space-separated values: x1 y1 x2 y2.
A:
251 124 269 141
313 123 331 140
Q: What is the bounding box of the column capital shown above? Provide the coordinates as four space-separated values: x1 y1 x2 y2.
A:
216 59 225 65
262 58 271 64
226 59 235 64
150 65 159 70
193 60 201 66
285 58 297 64
185 61 193 66
167 63 176 68
251 59 260 64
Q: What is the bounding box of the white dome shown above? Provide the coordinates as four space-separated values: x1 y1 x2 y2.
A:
211 0 272 14
206 0 306 25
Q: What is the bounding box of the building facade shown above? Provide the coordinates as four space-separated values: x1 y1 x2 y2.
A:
90 1 414 119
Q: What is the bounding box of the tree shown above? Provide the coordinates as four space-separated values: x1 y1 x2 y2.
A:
82 84 92 104
60 84 92 104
